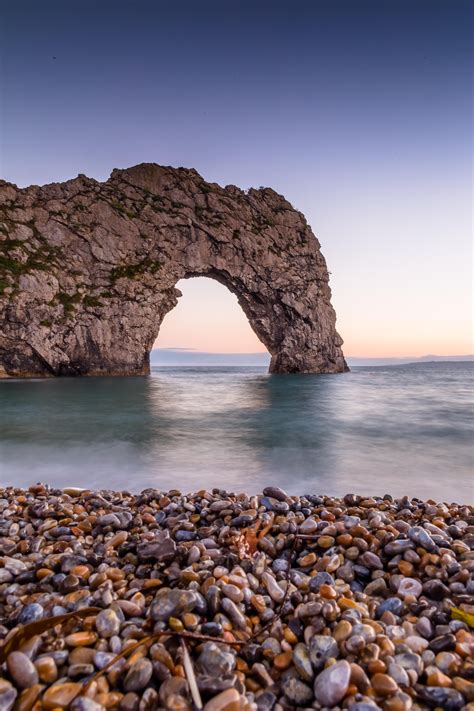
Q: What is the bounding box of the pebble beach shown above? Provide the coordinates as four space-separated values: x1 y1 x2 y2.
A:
0 485 473 711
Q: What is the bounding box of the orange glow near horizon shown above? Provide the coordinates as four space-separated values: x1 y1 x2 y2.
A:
155 278 473 357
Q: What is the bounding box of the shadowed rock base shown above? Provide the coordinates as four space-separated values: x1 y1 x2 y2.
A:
0 163 348 377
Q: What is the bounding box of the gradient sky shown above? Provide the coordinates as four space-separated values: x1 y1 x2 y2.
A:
1 0 472 356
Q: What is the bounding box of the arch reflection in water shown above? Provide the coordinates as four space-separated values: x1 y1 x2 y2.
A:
146 367 333 491
0 362 472 501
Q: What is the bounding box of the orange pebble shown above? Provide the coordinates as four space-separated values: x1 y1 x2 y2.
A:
368 659 386 674
397 560 414 576
273 651 293 670
320 583 337 599
36 568 53 579
427 669 453 687
64 631 97 647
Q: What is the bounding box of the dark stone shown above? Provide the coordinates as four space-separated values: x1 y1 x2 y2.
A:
408 526 437 552
137 531 176 563
282 678 313 705
201 622 224 637
260 497 290 513
18 603 44 624
240 644 264 665
231 515 256 528
174 530 196 542
149 588 197 620
376 597 403 618
256 691 277 711
309 572 334 592
429 633 456 653
198 642 236 676
262 487 291 502
422 580 450 600
272 558 289 574
414 686 465 710
384 539 414 555
152 660 171 682
196 674 237 694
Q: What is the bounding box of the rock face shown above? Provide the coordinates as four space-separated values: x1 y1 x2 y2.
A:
0 163 347 376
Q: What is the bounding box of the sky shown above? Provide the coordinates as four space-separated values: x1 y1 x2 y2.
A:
1 0 472 357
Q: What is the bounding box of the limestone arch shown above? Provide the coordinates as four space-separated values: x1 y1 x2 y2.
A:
0 163 348 376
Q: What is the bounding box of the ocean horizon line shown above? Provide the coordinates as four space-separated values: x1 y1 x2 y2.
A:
151 349 474 367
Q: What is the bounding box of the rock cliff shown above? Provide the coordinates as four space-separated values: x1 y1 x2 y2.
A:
0 163 347 376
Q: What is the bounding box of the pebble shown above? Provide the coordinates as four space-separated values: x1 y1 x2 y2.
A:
35 656 58 683
42 682 81 709
18 603 44 624
0 688 17 711
314 660 351 707
220 598 247 629
124 658 153 692
150 588 196 620
415 685 465 710
198 642 236 676
203 688 241 711
0 486 471 710
71 698 106 711
430 632 456 653
376 597 403 618
6 652 38 689
299 517 318 534
293 643 313 681
137 531 176 563
371 672 398 696
397 577 423 598
65 631 98 647
309 634 339 669
282 677 313 705
95 609 120 638
262 486 290 502
309 571 334 591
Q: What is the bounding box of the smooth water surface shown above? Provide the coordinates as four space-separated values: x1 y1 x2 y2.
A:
0 362 472 502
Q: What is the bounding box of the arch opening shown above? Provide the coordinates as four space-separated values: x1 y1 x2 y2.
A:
153 277 270 366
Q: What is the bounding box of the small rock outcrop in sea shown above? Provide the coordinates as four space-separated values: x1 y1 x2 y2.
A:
0 163 347 377
0 485 473 710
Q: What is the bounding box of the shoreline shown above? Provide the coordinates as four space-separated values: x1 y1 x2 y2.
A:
0 485 473 710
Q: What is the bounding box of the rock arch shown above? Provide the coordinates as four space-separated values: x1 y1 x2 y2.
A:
0 163 347 376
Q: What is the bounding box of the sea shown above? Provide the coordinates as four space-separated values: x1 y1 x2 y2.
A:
0 362 472 503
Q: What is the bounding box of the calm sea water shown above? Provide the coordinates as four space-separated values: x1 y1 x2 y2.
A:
0 362 472 502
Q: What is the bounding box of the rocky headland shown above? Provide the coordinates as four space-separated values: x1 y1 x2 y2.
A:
0 164 347 377
0 486 473 710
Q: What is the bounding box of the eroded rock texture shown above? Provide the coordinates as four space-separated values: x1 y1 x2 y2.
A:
0 163 347 376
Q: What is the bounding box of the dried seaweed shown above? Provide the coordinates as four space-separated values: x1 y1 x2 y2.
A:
451 606 474 628
0 607 101 663
242 513 275 556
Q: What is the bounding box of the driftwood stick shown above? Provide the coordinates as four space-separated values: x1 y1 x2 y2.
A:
181 639 203 710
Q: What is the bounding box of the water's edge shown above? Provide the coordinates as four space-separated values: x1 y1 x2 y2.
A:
1 363 472 502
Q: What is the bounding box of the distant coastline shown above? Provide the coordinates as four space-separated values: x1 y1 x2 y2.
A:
151 348 474 367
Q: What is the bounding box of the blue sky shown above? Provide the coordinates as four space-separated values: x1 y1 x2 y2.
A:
1 0 472 356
